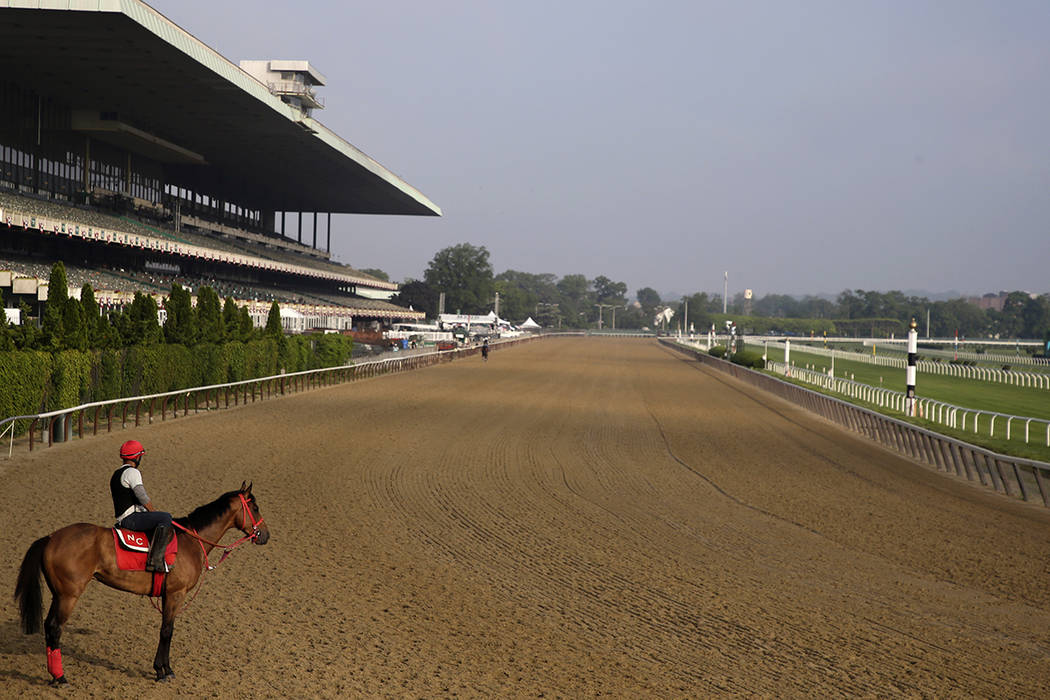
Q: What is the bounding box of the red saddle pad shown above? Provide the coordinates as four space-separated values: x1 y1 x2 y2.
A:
112 528 178 571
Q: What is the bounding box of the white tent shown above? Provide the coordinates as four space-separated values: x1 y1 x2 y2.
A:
520 317 541 329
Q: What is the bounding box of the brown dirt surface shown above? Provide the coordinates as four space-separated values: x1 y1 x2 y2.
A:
3 337 1050 697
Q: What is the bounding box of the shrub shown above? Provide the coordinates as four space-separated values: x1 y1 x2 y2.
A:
730 349 766 369
709 345 726 358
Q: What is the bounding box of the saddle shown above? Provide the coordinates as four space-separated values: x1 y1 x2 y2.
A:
111 528 178 596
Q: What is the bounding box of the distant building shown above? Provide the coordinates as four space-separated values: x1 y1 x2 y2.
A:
968 292 1008 312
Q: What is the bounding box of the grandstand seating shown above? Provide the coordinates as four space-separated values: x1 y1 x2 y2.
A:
0 189 389 287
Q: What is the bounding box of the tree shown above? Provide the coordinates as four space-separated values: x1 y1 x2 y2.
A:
994 291 1029 338
122 293 162 345
836 290 863 320
61 296 88 351
556 274 592 328
636 287 661 315
265 301 283 339
494 278 534 322
392 278 439 317
1021 294 1050 340
41 261 68 348
359 268 390 282
196 286 225 344
752 293 799 318
592 276 627 305
80 284 105 348
238 306 255 342
495 270 560 322
678 292 713 332
163 283 197 345
423 243 495 315
222 297 241 341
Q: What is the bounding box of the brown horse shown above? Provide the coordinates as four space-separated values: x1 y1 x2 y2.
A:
14 482 270 684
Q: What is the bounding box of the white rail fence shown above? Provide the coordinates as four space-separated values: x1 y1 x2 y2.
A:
760 340 1050 389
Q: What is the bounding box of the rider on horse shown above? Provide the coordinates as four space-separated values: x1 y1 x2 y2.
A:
111 440 173 573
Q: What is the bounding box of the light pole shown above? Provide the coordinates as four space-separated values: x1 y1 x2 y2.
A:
723 270 728 314
594 303 616 330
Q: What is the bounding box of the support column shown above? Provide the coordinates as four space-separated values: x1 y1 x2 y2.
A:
327 212 331 252
313 212 317 249
83 136 91 194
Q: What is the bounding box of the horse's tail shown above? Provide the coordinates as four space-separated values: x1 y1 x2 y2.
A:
14 536 49 635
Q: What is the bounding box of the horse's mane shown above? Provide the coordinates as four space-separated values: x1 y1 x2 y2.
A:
174 490 241 531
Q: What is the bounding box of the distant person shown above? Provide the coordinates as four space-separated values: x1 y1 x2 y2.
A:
111 440 173 573
481 338 490 362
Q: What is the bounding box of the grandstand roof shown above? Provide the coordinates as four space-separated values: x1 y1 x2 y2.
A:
0 1 441 217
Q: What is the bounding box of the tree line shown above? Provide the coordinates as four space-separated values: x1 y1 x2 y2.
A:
0 262 290 352
388 242 1050 342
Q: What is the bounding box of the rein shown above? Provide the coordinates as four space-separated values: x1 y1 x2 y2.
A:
152 493 264 614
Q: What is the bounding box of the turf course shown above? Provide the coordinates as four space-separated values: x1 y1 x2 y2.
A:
757 344 1050 461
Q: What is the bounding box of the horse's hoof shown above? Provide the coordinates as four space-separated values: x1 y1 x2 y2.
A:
49 675 68 686
155 671 174 682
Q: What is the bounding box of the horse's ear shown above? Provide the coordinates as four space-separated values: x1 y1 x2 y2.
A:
246 481 253 494
240 480 249 493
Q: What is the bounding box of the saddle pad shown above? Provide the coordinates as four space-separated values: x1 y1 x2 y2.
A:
111 528 178 571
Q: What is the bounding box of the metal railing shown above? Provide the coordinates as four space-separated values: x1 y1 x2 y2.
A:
662 340 1050 508
0 335 538 458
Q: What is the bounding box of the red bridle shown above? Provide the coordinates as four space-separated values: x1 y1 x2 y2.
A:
173 492 265 569
237 492 266 542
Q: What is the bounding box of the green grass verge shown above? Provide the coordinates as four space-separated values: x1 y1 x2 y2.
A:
751 345 1050 462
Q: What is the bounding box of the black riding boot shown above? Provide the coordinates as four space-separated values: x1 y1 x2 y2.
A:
146 525 173 573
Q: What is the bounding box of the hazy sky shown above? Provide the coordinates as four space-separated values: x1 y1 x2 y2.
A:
155 1 1049 299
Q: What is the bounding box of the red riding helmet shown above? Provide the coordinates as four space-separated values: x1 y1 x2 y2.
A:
119 440 146 460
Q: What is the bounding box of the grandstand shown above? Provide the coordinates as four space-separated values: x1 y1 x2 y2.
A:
0 1 440 331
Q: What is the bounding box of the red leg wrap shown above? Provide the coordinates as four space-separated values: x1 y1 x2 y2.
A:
46 646 64 679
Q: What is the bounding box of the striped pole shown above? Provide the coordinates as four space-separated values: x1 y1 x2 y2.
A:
905 318 918 417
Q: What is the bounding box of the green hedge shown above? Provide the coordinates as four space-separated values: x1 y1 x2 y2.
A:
49 350 94 411
2 335 351 428
0 350 52 418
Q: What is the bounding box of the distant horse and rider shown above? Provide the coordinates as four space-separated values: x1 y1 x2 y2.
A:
14 440 270 684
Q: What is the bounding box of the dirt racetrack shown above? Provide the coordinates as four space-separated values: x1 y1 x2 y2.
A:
3 337 1050 697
